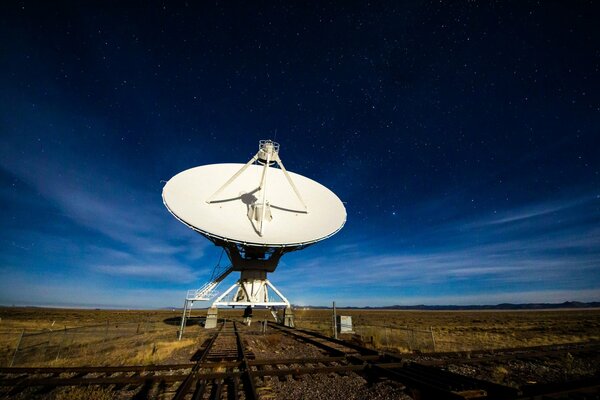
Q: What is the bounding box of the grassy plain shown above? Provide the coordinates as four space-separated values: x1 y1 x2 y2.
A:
1 307 599 367
0 308 205 367
291 308 600 352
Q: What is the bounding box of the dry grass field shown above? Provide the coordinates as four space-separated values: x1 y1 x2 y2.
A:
291 308 600 352
1 306 599 367
0 308 206 367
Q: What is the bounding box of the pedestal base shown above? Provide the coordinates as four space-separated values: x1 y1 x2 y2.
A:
283 306 295 327
205 307 219 329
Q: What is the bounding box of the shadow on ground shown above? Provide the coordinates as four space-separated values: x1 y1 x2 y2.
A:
163 316 206 327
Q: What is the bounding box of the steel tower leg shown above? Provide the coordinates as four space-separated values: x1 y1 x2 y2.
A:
178 299 189 340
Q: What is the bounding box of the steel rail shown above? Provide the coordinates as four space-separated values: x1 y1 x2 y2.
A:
269 322 379 357
172 319 225 400
2 321 598 400
268 322 524 400
417 341 600 366
4 363 598 400
0 362 406 388
267 323 352 357
518 374 600 399
423 340 600 358
0 364 196 374
0 356 350 377
233 321 258 400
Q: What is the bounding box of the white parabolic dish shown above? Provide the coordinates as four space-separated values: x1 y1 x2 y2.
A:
162 163 347 247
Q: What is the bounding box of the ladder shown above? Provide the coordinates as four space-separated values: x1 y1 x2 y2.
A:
178 263 234 339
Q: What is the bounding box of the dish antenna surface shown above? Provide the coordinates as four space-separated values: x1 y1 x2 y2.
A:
163 140 346 335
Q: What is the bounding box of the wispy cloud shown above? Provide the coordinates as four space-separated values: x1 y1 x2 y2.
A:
93 263 200 283
0 116 213 293
0 267 187 308
276 193 600 304
1 108 598 307
469 195 595 227
0 160 198 259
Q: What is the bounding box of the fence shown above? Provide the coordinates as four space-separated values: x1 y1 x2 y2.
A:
293 316 435 352
354 324 435 352
0 321 180 367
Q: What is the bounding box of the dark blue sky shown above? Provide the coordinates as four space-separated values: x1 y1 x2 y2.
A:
1 1 599 308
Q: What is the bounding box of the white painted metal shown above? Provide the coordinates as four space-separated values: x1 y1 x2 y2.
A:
164 140 346 334
208 140 308 214
211 279 290 307
163 141 345 246
205 154 259 204
186 264 235 301
163 164 345 246
186 282 218 301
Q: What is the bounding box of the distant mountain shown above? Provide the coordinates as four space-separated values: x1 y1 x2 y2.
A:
297 301 600 310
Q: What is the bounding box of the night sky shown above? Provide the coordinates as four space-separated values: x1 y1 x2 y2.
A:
1 1 599 308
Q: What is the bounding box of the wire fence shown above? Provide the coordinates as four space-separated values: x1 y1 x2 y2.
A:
0 321 179 367
293 316 436 352
354 324 436 352
1 313 437 366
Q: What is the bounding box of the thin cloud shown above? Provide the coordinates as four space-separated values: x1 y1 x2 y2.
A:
1 119 598 306
469 195 595 227
0 138 212 266
277 192 600 302
93 263 199 283
0 268 187 308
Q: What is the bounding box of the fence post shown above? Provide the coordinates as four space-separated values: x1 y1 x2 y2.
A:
332 301 337 339
430 326 436 351
385 325 389 348
10 329 25 367
44 337 50 360
413 329 417 350
55 326 67 361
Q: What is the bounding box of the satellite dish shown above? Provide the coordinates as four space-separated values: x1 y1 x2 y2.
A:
162 164 346 247
163 140 346 333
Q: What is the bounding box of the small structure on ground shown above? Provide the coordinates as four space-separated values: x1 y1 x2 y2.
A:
337 315 354 334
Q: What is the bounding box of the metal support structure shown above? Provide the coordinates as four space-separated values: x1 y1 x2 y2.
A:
178 300 188 340
203 278 293 329
176 140 321 337
275 155 308 212
205 141 308 226
177 264 235 340
206 155 259 204
210 278 289 307
178 299 196 340
258 150 271 235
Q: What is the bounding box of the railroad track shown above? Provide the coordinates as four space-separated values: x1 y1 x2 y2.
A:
0 320 598 400
415 340 600 367
269 322 520 400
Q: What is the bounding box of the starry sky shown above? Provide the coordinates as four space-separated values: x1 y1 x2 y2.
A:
1 1 599 308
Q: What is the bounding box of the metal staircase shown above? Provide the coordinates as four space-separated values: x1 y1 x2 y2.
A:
178 255 235 339
186 264 234 301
